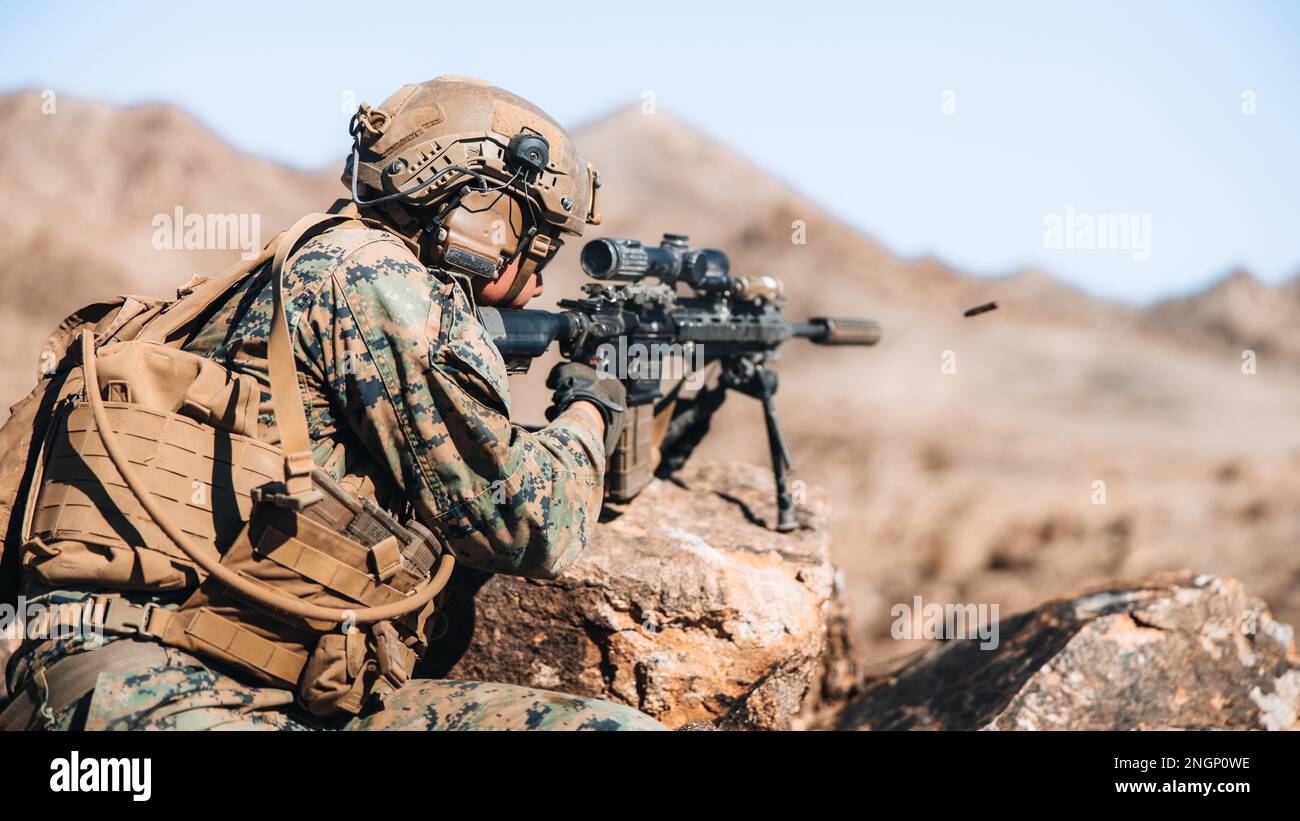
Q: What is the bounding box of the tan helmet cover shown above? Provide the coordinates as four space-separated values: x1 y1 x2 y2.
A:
343 77 601 281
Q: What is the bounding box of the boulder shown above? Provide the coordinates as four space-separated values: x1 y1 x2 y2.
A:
835 573 1300 730
420 461 856 729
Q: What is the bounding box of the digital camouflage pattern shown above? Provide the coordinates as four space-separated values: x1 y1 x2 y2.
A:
184 220 605 579
43 642 306 731
348 680 667 731
10 633 662 731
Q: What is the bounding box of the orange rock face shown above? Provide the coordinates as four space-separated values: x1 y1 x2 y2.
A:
422 461 854 729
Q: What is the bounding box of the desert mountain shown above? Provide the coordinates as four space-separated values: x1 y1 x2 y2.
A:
0 90 341 388
1146 269 1300 362
0 91 1297 664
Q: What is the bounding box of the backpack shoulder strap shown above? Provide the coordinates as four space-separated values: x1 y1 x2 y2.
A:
139 204 393 345
137 244 280 344
267 212 355 500
139 209 367 497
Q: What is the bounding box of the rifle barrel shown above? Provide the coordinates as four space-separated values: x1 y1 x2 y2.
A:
790 316 881 346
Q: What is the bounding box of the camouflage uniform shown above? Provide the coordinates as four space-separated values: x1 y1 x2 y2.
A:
2 222 666 731
8 620 660 731
188 222 604 578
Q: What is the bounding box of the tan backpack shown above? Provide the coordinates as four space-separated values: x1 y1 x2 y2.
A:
0 213 454 716
0 293 168 702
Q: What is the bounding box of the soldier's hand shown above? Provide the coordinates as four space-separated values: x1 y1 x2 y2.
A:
546 362 626 455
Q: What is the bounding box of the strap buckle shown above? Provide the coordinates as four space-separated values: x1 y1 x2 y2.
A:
98 596 159 637
370 621 409 690
252 483 324 511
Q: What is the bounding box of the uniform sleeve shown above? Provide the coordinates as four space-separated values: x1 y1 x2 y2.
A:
299 238 606 579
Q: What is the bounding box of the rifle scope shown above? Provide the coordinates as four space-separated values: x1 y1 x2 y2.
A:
581 234 730 291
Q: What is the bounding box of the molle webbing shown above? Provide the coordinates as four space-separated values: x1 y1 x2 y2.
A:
17 213 455 715
286 468 440 582
27 402 282 590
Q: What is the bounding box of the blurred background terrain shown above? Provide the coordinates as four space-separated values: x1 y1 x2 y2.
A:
0 90 1297 663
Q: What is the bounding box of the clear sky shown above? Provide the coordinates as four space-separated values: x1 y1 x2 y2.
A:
2 0 1297 304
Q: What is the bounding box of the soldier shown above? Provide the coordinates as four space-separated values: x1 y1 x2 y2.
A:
0 78 667 731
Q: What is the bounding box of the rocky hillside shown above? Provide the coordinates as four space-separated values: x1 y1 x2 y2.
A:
838 573 1299 731
1 91 1297 669
421 464 1300 731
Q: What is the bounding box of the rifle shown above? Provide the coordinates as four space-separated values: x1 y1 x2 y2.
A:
479 233 880 532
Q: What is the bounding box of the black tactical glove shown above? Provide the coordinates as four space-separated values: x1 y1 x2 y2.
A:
546 362 627 455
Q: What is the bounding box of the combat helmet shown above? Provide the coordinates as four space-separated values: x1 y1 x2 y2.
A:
343 76 601 292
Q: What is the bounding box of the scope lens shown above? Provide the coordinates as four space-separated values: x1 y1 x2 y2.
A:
580 239 617 277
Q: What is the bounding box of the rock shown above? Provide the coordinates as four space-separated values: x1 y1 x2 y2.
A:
420 461 852 729
716 588 864 730
713 653 825 731
674 720 720 732
835 573 1300 730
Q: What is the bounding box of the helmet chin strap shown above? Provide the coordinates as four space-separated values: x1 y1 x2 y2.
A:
500 222 566 306
498 227 540 304
498 265 534 305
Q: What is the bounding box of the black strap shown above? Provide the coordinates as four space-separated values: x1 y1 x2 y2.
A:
0 638 171 730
